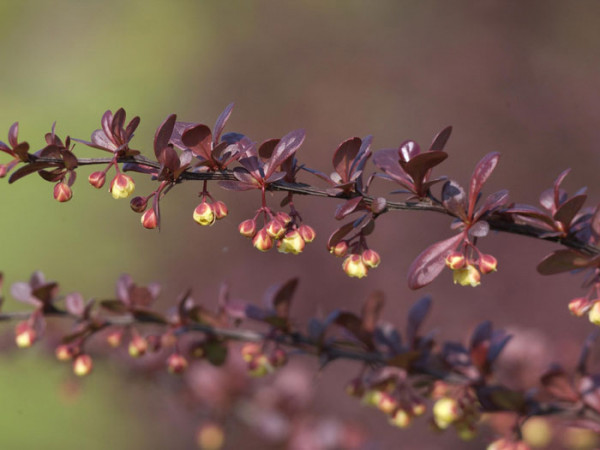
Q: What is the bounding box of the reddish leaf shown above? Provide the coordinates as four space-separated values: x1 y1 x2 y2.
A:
111 108 126 141
403 151 447 191
334 312 365 343
553 194 587 229
9 162 54 184
327 222 355 248
398 140 420 162
442 180 467 219
100 299 129 314
474 189 509 220
8 122 19 147
406 296 431 346
407 233 464 289
132 309 168 325
125 116 140 139
553 168 571 207
182 124 212 160
213 102 234 145
65 292 85 316
537 249 593 275
335 197 363 220
429 126 452 151
332 137 361 182
469 221 490 238
540 366 579 402
271 278 298 320
257 138 279 161
361 290 384 334
264 129 305 179
468 152 500 217
154 114 177 159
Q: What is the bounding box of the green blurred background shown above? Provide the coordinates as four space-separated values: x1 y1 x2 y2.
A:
2 1 600 448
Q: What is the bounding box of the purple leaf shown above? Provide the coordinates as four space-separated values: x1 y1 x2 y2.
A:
8 122 19 148
403 151 447 195
327 222 355 249
65 292 85 316
469 221 490 238
332 137 361 182
442 180 467 219
181 124 212 160
429 126 452 151
537 249 594 275
361 290 384 334
213 102 234 145
398 140 420 162
9 162 54 184
334 197 363 220
553 168 571 207
265 129 305 179
468 152 500 217
154 114 177 159
406 296 431 346
474 189 510 220
407 233 464 289
258 138 279 161
553 194 587 229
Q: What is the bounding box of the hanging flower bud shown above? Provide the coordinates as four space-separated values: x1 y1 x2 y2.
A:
241 343 262 362
128 334 148 358
167 353 189 374
376 392 398 414
568 297 591 317
88 171 106 189
0 164 7 178
445 251 466 270
345 378 365 398
196 422 225 450
343 254 368 278
141 208 158 229
588 301 600 326
277 230 305 254
330 241 349 257
453 264 481 287
73 354 93 377
106 329 123 348
265 219 286 239
252 229 273 252
110 173 135 199
193 202 216 226
130 196 148 213
15 321 36 348
432 397 460 429
269 348 287 367
275 211 292 225
479 253 498 274
389 409 412 428
212 201 228 220
298 224 316 243
53 182 72 202
55 344 75 361
238 219 257 238
362 249 381 268
247 354 273 377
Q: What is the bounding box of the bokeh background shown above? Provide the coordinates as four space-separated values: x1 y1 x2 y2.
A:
1 1 600 448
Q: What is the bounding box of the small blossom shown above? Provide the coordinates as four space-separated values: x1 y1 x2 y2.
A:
110 173 135 199
73 354 93 377
196 422 225 450
362 249 381 268
389 409 412 428
88 171 106 189
275 211 292 225
167 353 189 374
53 182 72 202
212 201 228 220
298 224 316 243
568 297 591 317
128 334 148 358
588 301 600 326
106 330 123 348
252 229 273 252
479 253 498 274
15 321 36 348
345 378 365 398
247 354 273 377
445 251 466 270
238 219 257 238
330 241 349 257
241 343 261 362
55 345 75 361
432 397 460 429
193 202 216 226
376 392 398 414
141 208 158 229
277 230 305 254
265 219 286 239
456 422 477 441
0 164 7 178
269 348 287 367
130 196 148 213
343 254 368 278
453 264 481 287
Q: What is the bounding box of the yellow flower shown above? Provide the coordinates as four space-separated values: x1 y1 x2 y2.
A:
343 254 368 278
109 173 135 199
193 202 216 226
277 230 305 254
453 264 481 287
588 301 600 326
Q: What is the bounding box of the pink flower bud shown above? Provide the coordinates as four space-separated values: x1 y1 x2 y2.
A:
247 354 273 377
479 253 498 275
362 249 381 268
128 334 148 358
106 330 123 348
238 219 257 238
196 422 225 450
342 254 368 278
88 171 106 189
433 397 461 429
167 353 189 374
445 251 466 270
298 224 316 243
73 354 93 377
277 230 305 254
141 208 158 229
110 173 135 199
130 196 148 213
568 297 591 317
241 343 261 362
55 344 75 361
53 182 72 202
0 164 8 178
376 392 398 414
193 202 216 226
389 409 412 428
452 264 481 287
275 211 292 225
330 241 349 257
15 321 36 348
265 219 286 239
212 201 228 220
252 228 273 252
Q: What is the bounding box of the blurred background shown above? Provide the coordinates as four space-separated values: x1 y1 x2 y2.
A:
1 0 600 448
